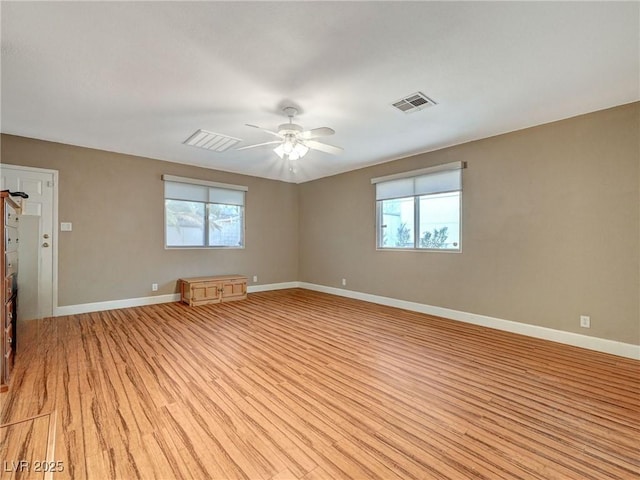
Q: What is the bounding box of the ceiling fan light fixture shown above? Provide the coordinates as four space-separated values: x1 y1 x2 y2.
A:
243 105 340 164
286 142 309 161
294 143 309 157
274 139 309 161
283 138 295 155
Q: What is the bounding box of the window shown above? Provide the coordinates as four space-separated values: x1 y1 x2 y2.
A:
372 161 463 251
162 175 246 248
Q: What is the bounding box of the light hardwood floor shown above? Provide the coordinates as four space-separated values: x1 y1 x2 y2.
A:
1 289 638 479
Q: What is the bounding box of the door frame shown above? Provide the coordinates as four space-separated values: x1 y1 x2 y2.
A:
3 164 59 318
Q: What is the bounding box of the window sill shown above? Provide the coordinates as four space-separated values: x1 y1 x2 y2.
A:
165 246 245 250
375 247 461 253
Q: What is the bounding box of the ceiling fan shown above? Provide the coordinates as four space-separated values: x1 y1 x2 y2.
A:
236 107 343 161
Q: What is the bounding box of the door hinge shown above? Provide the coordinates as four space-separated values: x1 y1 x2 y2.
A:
47 180 55 187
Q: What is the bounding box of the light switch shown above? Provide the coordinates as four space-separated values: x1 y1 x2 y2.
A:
60 222 72 231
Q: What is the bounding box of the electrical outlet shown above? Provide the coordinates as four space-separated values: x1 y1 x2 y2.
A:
341 278 347 286
152 283 158 292
253 275 258 283
580 315 590 328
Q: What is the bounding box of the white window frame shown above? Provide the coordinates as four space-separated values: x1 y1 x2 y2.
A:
372 161 464 252
162 174 247 249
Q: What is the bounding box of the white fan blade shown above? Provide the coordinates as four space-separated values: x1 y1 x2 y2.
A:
246 124 283 138
305 140 343 155
301 127 335 139
236 140 281 151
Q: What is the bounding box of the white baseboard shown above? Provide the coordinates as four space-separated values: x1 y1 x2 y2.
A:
53 281 639 360
247 281 300 293
54 293 182 316
299 282 640 360
54 281 301 317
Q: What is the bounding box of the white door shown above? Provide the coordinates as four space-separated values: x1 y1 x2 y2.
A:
0 165 57 319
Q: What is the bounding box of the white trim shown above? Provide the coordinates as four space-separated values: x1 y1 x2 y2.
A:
371 160 462 184
299 283 640 360
162 174 248 191
2 164 59 317
55 294 181 316
53 282 301 316
247 281 300 293
52 169 59 317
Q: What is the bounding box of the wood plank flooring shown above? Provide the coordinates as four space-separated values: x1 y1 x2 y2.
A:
0 411 58 480
0 288 638 479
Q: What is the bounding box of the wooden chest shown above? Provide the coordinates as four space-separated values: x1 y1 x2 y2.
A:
180 274 247 306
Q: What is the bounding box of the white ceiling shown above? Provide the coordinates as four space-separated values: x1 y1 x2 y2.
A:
1 2 638 183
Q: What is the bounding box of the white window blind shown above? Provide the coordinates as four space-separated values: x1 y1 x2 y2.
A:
372 161 462 200
373 161 464 251
162 174 247 248
162 175 247 205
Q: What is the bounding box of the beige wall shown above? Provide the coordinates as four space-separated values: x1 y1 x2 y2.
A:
1 136 299 306
2 103 638 345
299 103 640 345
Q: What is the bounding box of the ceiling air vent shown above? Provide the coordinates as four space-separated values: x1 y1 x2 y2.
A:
392 92 437 114
183 129 241 152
